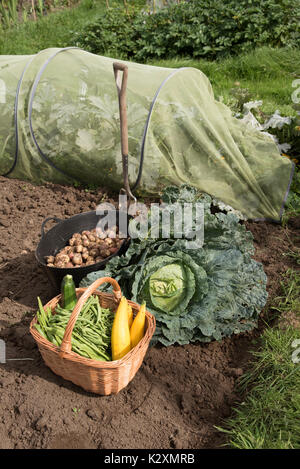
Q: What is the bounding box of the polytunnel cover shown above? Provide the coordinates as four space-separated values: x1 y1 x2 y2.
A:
0 47 294 221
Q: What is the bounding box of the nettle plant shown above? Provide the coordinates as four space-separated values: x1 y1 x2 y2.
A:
82 185 268 346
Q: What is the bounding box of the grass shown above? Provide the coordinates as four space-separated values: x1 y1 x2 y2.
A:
282 169 300 226
0 2 299 116
274 268 300 318
218 269 300 449
151 47 300 117
218 326 300 449
0 0 110 55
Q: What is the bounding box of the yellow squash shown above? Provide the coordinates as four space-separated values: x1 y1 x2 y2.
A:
128 304 133 328
111 296 131 361
130 302 146 349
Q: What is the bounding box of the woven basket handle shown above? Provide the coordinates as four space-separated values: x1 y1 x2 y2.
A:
59 277 122 358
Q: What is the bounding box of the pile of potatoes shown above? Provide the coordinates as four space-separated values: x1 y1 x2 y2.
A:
45 227 123 268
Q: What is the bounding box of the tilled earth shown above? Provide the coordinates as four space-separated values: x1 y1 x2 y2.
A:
0 175 299 449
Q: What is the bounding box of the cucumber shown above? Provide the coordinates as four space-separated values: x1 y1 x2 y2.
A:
61 275 77 310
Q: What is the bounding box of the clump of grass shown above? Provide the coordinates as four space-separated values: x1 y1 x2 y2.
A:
217 270 300 449
0 0 18 29
217 325 300 449
275 269 300 313
0 0 112 54
282 168 300 226
152 47 300 117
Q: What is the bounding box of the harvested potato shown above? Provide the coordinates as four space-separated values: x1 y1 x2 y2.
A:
104 238 113 246
72 253 83 266
46 255 55 264
82 252 89 261
89 249 98 258
45 228 124 269
55 254 70 264
100 248 111 258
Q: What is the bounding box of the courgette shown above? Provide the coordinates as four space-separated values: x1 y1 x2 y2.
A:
130 302 146 349
61 274 77 310
111 296 131 361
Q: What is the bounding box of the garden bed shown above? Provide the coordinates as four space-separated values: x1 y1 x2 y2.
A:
0 175 299 449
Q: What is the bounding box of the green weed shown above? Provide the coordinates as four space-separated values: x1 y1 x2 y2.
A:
218 268 300 449
217 325 300 448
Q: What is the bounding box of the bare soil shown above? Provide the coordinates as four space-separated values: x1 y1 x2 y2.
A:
0 175 299 450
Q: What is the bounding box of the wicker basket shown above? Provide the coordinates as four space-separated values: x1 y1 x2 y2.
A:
30 277 156 395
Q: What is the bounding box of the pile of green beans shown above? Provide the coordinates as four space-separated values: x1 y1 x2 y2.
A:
34 296 115 361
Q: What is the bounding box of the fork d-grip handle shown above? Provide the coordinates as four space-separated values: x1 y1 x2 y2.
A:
113 62 135 201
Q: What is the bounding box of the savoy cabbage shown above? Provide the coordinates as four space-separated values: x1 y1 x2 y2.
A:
81 185 268 345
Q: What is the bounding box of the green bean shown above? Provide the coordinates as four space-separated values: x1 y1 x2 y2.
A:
82 332 107 347
37 297 48 328
75 317 99 328
55 335 62 346
36 294 114 361
51 325 101 355
51 327 106 359
72 339 109 361
72 331 105 354
54 305 72 316
47 333 59 347
80 296 96 314
34 323 49 340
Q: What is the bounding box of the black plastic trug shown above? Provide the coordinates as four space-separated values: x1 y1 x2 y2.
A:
35 210 130 292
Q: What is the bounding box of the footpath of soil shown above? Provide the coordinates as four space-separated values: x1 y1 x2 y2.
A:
0 175 299 449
